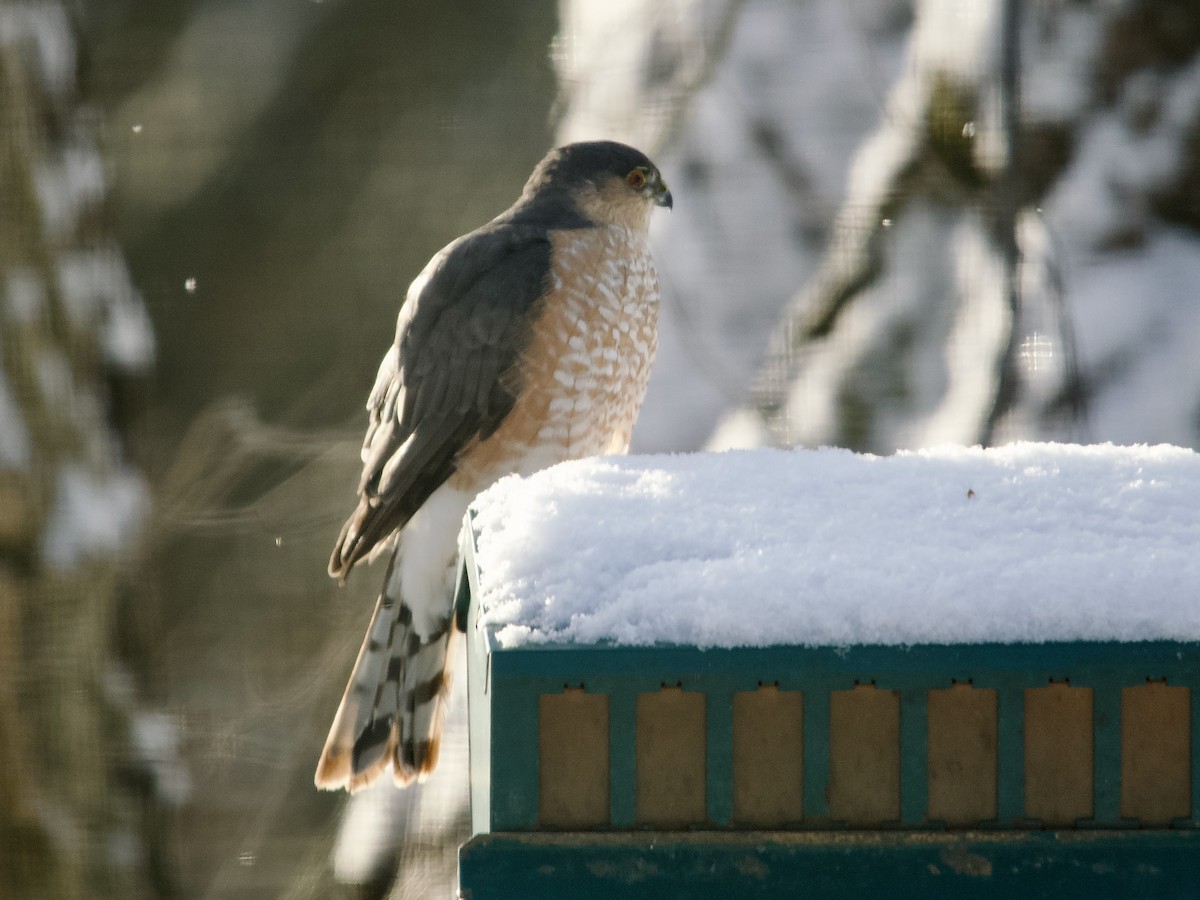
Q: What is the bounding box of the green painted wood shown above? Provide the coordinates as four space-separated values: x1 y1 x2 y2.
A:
459 831 1200 900
802 685 831 821
994 687 1024 825
1092 686 1123 825
1192 685 1200 826
609 690 637 828
470 633 1200 830
458 517 1200 895
458 524 492 837
482 638 1200 684
490 681 538 829
705 689 733 826
900 688 928 825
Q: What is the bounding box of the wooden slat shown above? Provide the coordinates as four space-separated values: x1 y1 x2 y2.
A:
539 688 610 827
1025 682 1093 825
732 686 803 825
829 685 900 826
927 684 997 826
1121 682 1190 824
636 686 707 827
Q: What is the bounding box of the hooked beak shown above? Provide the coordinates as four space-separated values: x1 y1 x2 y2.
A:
655 182 673 210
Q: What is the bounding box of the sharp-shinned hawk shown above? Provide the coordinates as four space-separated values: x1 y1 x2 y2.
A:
316 141 671 791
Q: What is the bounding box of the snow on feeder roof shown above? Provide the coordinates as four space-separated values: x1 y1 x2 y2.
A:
468 442 1200 650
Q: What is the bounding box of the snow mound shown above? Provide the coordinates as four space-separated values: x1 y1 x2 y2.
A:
469 443 1200 649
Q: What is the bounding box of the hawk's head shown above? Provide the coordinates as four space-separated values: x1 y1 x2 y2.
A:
522 141 672 231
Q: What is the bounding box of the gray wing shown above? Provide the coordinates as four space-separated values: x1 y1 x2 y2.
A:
329 223 553 578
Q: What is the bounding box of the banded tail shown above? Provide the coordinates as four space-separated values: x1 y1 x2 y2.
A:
315 558 454 792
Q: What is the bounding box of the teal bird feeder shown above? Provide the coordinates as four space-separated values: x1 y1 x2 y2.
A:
452 446 1200 898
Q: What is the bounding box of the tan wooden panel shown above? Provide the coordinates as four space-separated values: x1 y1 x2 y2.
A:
732 686 803 825
1121 682 1190 824
636 686 707 827
539 688 610 828
927 684 998 826
829 684 900 826
1025 682 1093 825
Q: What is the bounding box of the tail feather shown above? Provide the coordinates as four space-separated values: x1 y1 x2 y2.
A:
396 622 454 778
315 566 455 792
315 579 400 789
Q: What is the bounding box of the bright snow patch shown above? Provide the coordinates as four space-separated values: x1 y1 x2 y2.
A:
470 443 1200 649
41 464 148 571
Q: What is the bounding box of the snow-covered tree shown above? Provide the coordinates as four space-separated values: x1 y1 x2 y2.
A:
0 5 166 897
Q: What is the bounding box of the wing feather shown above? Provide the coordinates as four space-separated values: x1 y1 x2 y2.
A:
329 223 553 578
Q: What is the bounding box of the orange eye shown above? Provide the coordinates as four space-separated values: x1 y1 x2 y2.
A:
627 168 647 189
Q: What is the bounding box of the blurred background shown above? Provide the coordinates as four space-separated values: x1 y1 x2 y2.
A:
2 0 1198 897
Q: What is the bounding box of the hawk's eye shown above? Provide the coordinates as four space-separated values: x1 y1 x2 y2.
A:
626 168 647 189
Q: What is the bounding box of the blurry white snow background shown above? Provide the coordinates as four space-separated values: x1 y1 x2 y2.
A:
555 0 1200 455
472 443 1200 649
556 0 914 452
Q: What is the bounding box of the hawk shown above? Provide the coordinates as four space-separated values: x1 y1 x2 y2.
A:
316 141 671 791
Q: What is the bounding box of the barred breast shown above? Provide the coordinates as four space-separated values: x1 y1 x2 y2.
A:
451 224 659 487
